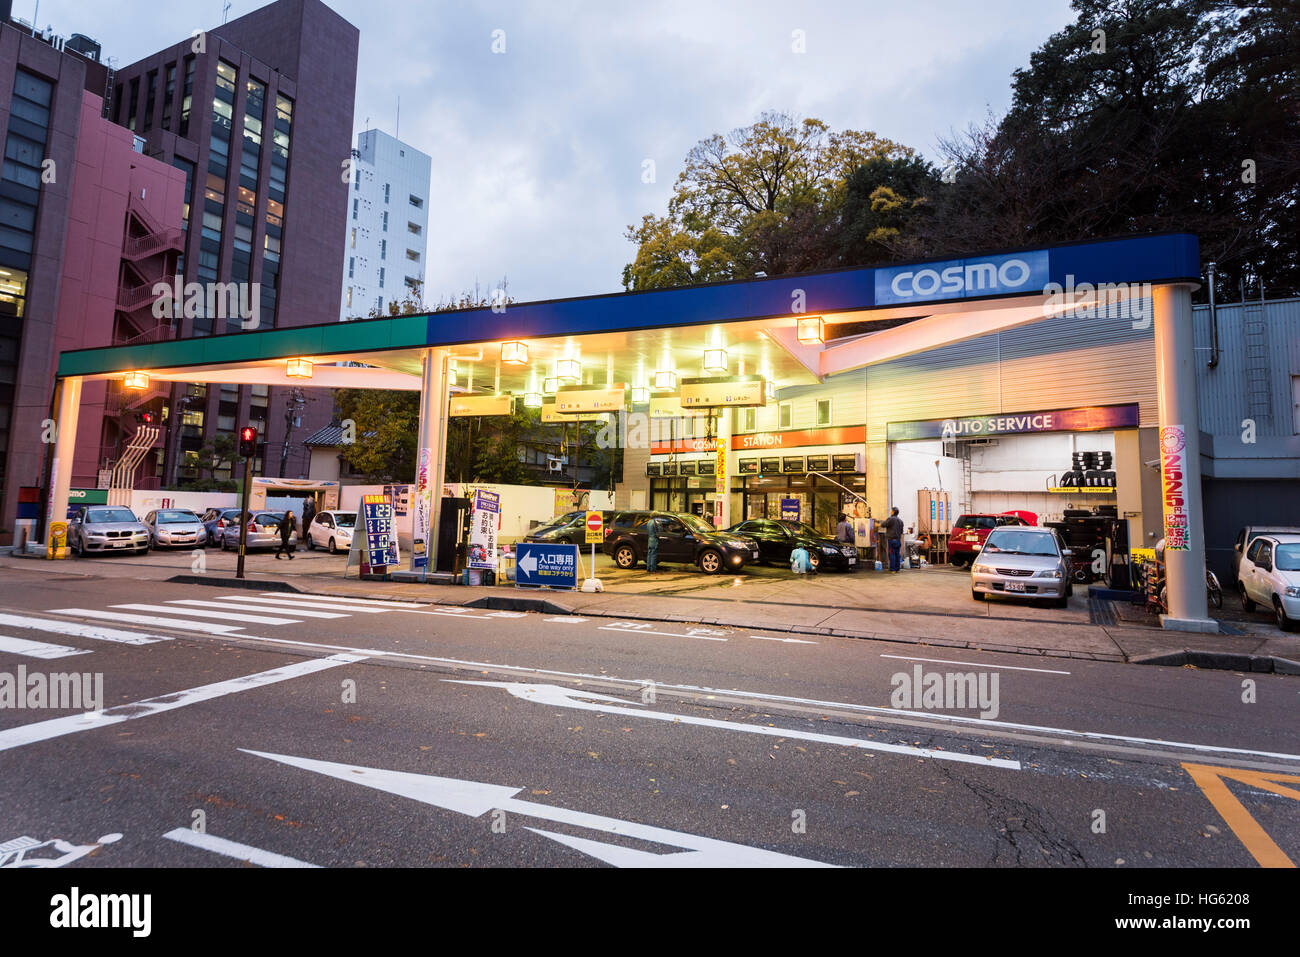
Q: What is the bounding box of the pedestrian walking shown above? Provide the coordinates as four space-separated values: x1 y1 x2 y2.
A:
883 506 904 573
301 496 316 530
276 510 297 560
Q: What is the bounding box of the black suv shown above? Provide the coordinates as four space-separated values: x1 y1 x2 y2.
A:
602 510 759 574
729 518 859 571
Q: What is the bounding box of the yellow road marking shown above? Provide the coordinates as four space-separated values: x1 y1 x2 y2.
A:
1182 762 1299 868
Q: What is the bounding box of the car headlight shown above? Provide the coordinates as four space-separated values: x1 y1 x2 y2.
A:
972 563 994 575
1286 586 1300 598
1035 569 1063 579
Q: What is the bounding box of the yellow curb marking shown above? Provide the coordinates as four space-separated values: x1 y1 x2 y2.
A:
1182 762 1299 868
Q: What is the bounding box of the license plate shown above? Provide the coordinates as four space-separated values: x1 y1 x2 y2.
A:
752 551 759 559
1005 581 1026 592
110 541 128 548
848 557 856 565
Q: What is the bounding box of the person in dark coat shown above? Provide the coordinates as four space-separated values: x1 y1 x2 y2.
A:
883 507 904 573
301 497 316 531
276 511 297 560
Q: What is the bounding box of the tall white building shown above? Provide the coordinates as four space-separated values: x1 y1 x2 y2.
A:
341 129 431 319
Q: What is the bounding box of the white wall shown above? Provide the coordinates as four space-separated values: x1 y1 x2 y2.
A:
889 441 963 531
130 490 237 516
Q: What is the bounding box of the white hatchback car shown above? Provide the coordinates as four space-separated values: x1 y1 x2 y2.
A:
306 510 357 554
1236 533 1300 632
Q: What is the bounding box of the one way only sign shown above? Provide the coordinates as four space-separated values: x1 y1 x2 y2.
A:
515 542 579 590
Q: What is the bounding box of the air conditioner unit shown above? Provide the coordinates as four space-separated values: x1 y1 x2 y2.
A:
547 458 563 472
967 438 999 447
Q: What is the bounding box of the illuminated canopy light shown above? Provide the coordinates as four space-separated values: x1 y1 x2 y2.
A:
702 349 728 373
654 370 677 391
501 341 529 365
630 387 650 404
124 371 150 390
797 316 825 345
556 358 581 381
286 357 314 379
522 392 543 409
765 379 776 400
543 377 560 395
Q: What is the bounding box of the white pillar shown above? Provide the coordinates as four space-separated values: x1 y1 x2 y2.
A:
1152 283 1215 632
413 349 449 573
48 376 82 537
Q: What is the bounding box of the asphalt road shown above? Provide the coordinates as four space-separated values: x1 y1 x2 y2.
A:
0 565 1296 869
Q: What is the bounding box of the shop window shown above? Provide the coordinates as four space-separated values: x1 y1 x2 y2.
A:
742 408 756 432
778 402 792 429
816 398 832 426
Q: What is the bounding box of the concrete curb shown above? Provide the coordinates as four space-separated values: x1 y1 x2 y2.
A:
1131 650 1300 674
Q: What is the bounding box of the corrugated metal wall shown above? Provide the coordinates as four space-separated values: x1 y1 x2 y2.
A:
1193 296 1300 437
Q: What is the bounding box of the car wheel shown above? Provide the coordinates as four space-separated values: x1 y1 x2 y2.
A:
1239 583 1256 613
808 552 821 571
1066 581 1074 598
72 536 83 557
222 536 232 552
1274 598 1297 632
614 544 637 569
1054 594 1069 609
328 537 337 554
971 588 984 602
951 555 967 569
698 549 723 574
306 534 315 551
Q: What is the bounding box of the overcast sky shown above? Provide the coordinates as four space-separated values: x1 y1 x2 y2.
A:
32 0 1075 304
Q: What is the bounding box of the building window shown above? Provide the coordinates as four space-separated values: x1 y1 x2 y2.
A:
346 287 352 308
161 64 176 130
348 258 354 278
179 56 195 136
406 249 419 262
143 70 157 132
778 402 792 429
350 228 356 249
126 76 139 131
379 267 385 288
382 211 388 232
816 398 831 426
352 198 358 217
383 183 390 204
408 222 421 235
409 194 423 208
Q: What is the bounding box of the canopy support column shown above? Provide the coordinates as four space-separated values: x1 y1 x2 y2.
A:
48 376 82 537
413 349 449 575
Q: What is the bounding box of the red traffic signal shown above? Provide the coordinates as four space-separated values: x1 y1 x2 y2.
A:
239 425 258 458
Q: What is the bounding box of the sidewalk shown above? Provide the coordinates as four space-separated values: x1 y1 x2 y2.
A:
5 548 1298 671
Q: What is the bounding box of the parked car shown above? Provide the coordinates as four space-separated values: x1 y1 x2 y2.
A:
524 510 617 545
141 508 207 548
306 510 357 553
948 512 1034 567
1236 533 1300 632
728 518 858 571
1229 525 1300 587
603 510 759 574
69 505 149 556
971 525 1073 607
219 510 298 551
200 508 247 548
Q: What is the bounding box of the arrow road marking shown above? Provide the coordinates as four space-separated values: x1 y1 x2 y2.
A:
241 749 835 868
0 654 365 752
162 829 320 868
751 635 818 645
448 681 1021 770
1182 763 1300 868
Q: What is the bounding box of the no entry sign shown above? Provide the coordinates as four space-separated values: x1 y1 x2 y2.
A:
585 510 604 544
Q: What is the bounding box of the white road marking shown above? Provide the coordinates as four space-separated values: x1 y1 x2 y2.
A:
112 604 302 626
598 625 727 642
257 593 426 609
0 635 92 660
216 634 1300 765
880 654 1071 675
0 612 171 645
751 635 818 645
48 609 247 635
161 599 347 620
211 596 388 614
0 653 365 752
452 681 1021 770
486 611 527 618
544 616 586 623
244 750 834 868
161 829 319 868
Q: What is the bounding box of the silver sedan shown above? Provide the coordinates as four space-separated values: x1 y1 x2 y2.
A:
220 511 299 551
142 508 208 548
69 506 150 556
971 526 1074 608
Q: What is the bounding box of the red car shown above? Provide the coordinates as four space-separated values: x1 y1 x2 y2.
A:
947 512 1036 567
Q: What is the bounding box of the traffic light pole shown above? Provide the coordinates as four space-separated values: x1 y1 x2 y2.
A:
236 452 251 580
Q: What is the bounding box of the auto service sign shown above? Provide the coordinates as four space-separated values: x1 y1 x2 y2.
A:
1159 425 1189 551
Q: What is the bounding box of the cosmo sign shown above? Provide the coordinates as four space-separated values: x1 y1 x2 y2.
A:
875 250 1050 306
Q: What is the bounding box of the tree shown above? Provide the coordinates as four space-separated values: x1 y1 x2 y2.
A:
623 112 925 288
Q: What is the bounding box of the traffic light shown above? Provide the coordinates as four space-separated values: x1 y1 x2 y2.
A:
239 425 258 458
140 411 154 425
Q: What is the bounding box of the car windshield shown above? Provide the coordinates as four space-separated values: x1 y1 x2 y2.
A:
982 530 1059 556
255 512 285 524
1275 544 1300 571
333 513 356 528
86 508 137 523
677 513 714 534
156 510 198 523
955 516 996 530
779 521 822 538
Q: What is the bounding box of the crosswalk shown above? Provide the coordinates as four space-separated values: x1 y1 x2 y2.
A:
0 593 425 660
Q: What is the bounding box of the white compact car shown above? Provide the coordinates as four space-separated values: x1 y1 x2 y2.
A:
306 510 357 554
1236 533 1300 632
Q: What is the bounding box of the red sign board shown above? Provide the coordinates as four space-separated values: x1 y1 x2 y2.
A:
649 426 867 456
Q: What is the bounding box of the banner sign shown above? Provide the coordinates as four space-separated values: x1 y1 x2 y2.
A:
360 493 397 574
450 394 513 417
886 404 1139 442
555 384 626 414
542 401 605 423
1159 425 1189 551
413 448 431 569
679 375 766 409
469 489 500 569
648 394 710 419
383 484 412 519
515 542 578 589
875 250 1049 306
780 498 801 522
